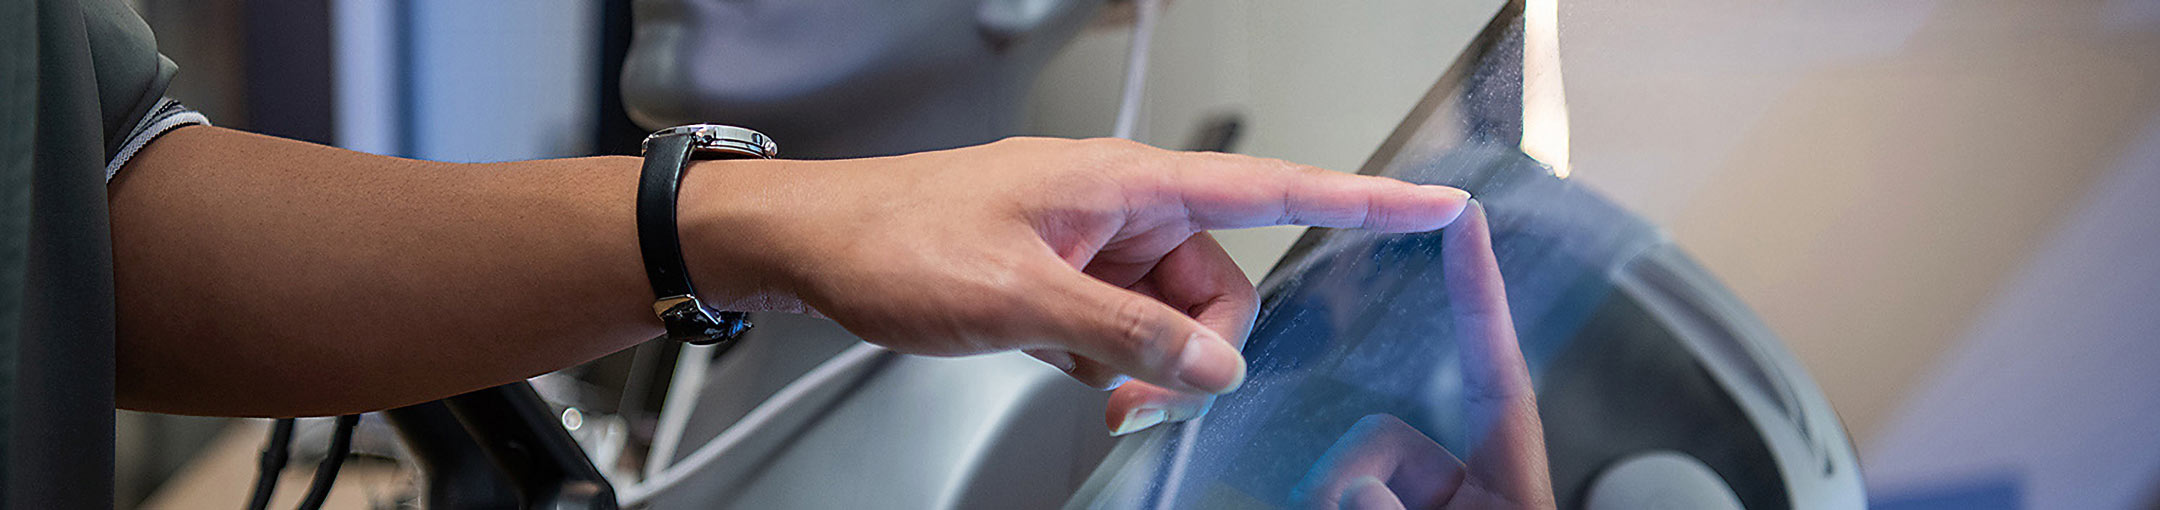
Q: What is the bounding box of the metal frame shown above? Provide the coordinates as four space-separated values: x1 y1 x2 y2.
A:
385 382 619 510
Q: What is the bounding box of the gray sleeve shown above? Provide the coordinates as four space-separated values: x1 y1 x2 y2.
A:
104 97 209 182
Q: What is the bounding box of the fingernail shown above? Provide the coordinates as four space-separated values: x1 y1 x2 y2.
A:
1101 374 1132 391
1432 188 1473 228
1422 185 1472 203
1176 331 1246 394
1111 407 1168 436
1044 352 1077 373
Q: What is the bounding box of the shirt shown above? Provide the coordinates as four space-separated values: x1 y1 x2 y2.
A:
3 0 181 507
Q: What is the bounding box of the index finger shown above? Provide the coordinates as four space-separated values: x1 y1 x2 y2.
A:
1158 152 1473 233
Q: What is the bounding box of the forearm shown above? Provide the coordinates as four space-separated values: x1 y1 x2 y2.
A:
111 126 729 416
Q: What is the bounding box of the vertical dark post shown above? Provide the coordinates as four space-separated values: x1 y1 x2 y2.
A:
593 0 645 156
392 0 420 158
443 383 621 510
381 402 522 510
240 0 336 144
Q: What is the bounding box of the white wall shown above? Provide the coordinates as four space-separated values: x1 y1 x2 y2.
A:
1865 112 2160 510
1025 0 1506 282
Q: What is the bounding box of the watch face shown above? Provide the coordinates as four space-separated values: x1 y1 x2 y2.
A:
643 124 779 159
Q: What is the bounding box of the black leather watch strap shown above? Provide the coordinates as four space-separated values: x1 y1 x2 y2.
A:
636 133 752 346
638 135 697 298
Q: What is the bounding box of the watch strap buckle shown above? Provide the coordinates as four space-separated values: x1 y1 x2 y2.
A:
654 295 752 347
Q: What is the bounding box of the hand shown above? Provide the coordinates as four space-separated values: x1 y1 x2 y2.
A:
679 137 1472 433
1287 203 1554 510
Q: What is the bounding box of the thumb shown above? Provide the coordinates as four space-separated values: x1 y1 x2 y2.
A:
1026 268 1247 395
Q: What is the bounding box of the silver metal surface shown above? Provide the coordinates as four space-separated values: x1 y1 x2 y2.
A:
651 294 701 317
641 124 780 159
1612 245 1866 509
647 315 1117 510
1584 451 1745 510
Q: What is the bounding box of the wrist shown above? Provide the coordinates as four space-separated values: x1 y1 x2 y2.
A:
675 158 808 313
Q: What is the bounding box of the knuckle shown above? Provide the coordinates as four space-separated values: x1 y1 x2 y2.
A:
1083 136 1150 153
1108 296 1164 365
1056 167 1141 213
991 135 1052 148
1253 157 1328 183
1079 138 1158 171
1360 191 1390 230
1268 157 1318 176
1461 372 1535 409
962 263 1034 332
1053 147 1166 211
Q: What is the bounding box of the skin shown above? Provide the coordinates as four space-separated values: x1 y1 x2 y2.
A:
1288 203 1556 510
110 126 1472 424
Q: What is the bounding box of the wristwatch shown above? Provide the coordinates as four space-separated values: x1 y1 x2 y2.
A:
637 124 779 347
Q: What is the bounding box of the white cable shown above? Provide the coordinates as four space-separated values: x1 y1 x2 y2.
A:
644 342 716 480
1153 415 1204 510
591 417 632 484
616 343 892 507
1111 2 1203 507
1111 0 1164 140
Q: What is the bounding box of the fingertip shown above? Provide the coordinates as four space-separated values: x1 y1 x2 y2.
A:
1425 184 1473 203
1033 349 1077 373
1368 184 1472 233
1106 391 1215 436
1419 186 1474 231
1443 198 1493 252
1033 349 1132 389
1100 374 1133 391
1110 373 1217 410
1110 407 1168 436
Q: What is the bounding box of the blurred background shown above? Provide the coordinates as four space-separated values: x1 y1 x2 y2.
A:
118 0 2158 508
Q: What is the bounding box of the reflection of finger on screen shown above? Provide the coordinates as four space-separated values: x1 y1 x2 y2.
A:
1442 199 1557 508
1293 414 1464 510
1443 200 1533 415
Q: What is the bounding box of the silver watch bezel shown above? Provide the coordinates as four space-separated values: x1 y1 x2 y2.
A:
641 124 779 159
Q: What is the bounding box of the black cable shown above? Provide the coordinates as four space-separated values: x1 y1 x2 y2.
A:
245 418 297 510
296 414 361 510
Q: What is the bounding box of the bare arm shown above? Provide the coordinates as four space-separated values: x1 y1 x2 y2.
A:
112 126 670 415
112 126 1473 425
